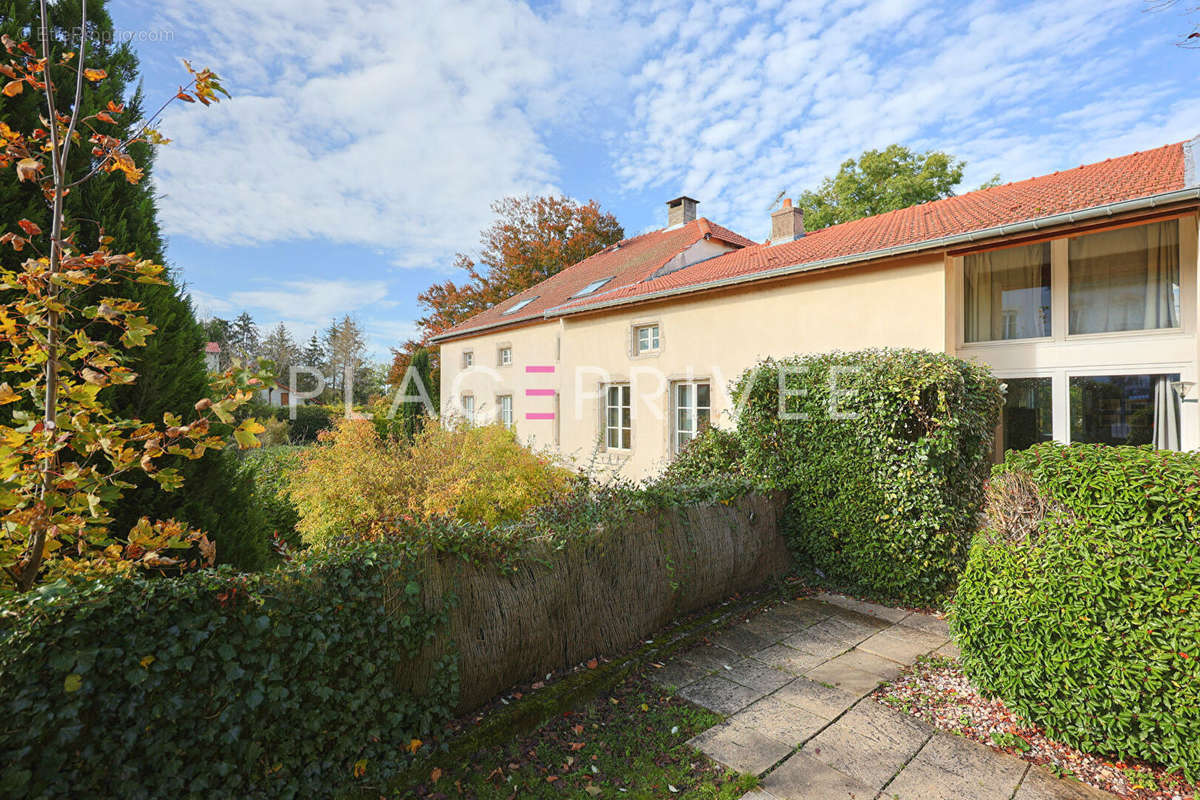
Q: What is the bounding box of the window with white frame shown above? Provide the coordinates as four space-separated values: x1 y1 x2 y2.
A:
604 384 631 449
498 394 513 429
462 351 474 368
673 381 711 453
460 394 475 425
498 346 512 366
634 324 660 354
963 242 1051 342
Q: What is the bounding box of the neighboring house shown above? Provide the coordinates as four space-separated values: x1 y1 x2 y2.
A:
257 381 294 408
434 139 1200 479
204 341 221 373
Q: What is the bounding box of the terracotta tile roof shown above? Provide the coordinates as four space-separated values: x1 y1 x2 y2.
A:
204 341 221 353
554 140 1191 314
434 218 756 339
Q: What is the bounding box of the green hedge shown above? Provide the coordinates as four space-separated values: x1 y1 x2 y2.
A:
735 348 1001 605
953 443 1200 775
0 542 456 798
241 446 304 554
662 425 745 484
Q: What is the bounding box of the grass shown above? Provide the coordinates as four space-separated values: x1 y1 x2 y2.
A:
391 675 757 799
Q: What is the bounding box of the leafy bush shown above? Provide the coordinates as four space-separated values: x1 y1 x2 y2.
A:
288 420 576 546
0 541 456 798
240 446 303 554
953 443 1200 775
277 404 333 443
662 425 745 484
735 348 1001 605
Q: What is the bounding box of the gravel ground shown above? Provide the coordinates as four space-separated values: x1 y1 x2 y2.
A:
873 656 1196 800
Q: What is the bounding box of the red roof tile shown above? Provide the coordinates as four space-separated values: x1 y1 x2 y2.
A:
554 141 1191 314
434 218 756 339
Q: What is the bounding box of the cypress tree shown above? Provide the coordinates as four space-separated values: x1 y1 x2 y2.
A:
0 2 269 569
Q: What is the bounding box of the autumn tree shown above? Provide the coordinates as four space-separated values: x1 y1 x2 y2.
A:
389 195 623 381
324 315 365 395
0 6 264 591
798 144 998 231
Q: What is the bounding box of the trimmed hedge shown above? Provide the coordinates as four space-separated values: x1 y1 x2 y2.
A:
0 542 456 798
735 348 1001 605
953 444 1200 775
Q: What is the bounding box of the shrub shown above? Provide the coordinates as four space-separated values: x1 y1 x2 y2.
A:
953 443 1200 775
661 425 745 484
735 348 1001 605
240 446 304 553
288 420 576 545
278 403 333 443
0 541 456 798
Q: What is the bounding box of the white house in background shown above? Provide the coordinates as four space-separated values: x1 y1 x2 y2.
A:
433 137 1200 480
204 341 221 372
257 381 295 408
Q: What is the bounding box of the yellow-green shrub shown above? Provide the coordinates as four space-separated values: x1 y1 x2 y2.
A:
288 420 575 545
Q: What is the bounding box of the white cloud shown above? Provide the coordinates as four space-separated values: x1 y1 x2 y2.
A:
228 279 389 327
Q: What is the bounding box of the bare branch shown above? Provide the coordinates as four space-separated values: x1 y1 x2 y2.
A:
60 0 88 167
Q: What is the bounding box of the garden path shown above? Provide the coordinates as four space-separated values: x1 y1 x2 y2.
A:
652 592 1115 800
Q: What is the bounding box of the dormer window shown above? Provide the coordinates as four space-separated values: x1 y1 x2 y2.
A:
572 277 613 298
503 297 538 315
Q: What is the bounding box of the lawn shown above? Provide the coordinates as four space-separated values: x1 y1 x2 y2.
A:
393 675 757 799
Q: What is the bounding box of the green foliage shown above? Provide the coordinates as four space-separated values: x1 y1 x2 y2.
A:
953 443 1200 775
797 144 965 230
735 348 1002 605
240 446 304 554
278 403 333 443
0 540 457 798
662 425 745 484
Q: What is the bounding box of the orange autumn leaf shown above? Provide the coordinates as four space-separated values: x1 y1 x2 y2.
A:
2 79 22 96
82 68 107 81
586 658 598 669
430 767 442 784
407 738 422 754
17 219 40 236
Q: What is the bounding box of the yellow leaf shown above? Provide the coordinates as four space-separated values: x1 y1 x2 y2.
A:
0 382 17 404
64 674 82 692
83 68 107 82
407 738 422 754
139 655 155 668
352 758 367 778
2 79 22 96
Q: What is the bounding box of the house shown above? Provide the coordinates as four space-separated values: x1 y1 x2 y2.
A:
204 341 221 372
256 380 299 408
433 137 1200 479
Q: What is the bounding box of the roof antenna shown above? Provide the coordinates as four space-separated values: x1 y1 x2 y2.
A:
766 189 787 212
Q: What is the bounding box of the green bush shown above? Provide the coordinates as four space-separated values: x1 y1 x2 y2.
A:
735 348 1001 605
953 443 1200 775
277 404 333 443
240 446 304 554
662 425 745 484
0 541 456 798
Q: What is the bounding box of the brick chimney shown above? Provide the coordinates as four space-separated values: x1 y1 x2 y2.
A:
666 196 699 227
770 198 804 244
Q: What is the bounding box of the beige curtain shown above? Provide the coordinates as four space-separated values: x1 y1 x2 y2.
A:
964 244 1049 342
1069 220 1179 334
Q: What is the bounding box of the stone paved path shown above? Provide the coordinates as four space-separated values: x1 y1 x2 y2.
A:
652 592 1115 800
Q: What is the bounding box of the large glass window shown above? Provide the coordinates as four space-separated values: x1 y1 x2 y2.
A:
963 243 1051 342
1001 378 1052 452
1068 220 1180 334
605 384 631 449
1070 373 1181 449
673 382 711 453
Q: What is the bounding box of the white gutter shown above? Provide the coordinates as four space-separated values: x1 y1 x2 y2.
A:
432 186 1200 342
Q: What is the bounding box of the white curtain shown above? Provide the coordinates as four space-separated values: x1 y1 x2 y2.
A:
1152 377 1181 451
1069 221 1179 334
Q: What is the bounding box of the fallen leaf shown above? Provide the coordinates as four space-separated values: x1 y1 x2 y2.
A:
430 767 442 784
407 738 422 754
587 658 598 670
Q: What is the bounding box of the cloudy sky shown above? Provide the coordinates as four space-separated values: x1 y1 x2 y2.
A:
113 0 1200 358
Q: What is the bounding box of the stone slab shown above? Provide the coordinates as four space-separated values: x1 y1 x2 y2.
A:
710 624 777 656
773 676 863 720
934 640 962 661
781 624 855 659
689 722 794 776
897 612 951 638
743 611 805 643
680 642 740 672
753 644 827 675
728 695 829 747
804 661 889 696
822 648 906 680
726 658 794 693
648 658 709 689
677 674 763 715
1013 764 1117 800
760 751 879 800
737 791 780 800
816 591 911 623
882 731 1029 800
857 627 948 665
803 701 932 789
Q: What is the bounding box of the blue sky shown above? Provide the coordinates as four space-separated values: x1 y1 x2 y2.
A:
110 0 1200 360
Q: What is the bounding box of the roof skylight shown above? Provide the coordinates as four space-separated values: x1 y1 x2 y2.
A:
502 297 538 315
572 277 613 298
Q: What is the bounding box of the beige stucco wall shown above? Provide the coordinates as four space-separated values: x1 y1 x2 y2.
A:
440 253 948 479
